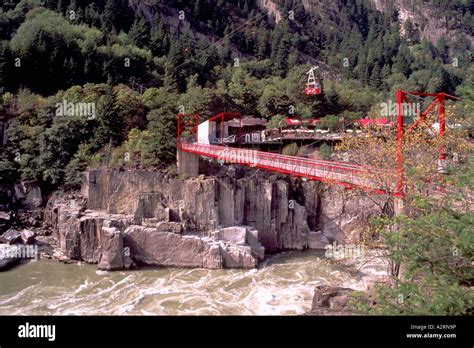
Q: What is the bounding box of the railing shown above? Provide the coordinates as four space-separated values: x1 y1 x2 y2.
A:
180 143 397 194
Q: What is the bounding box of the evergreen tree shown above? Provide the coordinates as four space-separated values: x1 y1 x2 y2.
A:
150 16 168 56
436 36 449 63
393 43 413 77
219 37 231 65
369 63 382 88
129 13 149 48
256 25 269 59
403 19 420 44
84 3 101 28
93 85 123 148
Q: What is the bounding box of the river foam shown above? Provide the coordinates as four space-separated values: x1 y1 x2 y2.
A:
0 250 368 315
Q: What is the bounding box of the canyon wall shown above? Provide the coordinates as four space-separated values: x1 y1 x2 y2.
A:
45 167 390 270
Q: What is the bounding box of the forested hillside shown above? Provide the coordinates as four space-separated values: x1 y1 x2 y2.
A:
0 0 472 191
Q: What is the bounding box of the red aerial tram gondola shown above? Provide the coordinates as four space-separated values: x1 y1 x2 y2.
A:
305 66 322 95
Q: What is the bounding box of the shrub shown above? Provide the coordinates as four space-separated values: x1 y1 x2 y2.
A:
318 143 332 160
317 115 340 132
282 143 299 156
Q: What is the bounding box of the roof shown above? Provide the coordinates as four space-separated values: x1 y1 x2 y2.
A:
285 118 320 126
227 116 267 127
358 118 393 126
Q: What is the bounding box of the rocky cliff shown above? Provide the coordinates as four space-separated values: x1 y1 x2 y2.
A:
43 166 390 271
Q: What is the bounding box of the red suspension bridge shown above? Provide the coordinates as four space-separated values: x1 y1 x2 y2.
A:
177 90 457 197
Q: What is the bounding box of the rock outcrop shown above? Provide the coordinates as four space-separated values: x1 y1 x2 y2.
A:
48 197 264 270
0 211 12 233
83 168 388 251
319 186 390 243
308 285 358 315
84 169 324 252
0 229 21 244
46 167 388 271
0 180 42 211
49 198 134 265
124 226 223 269
0 244 21 271
98 223 131 271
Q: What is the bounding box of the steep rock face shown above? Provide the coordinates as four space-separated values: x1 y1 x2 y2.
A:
371 0 473 46
85 169 316 252
49 198 134 264
47 196 264 270
48 168 388 269
87 170 219 232
319 187 388 243
83 168 389 251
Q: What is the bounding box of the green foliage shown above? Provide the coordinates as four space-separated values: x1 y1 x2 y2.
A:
351 137 474 315
318 143 332 160
141 87 179 165
6 6 152 94
0 0 472 195
64 143 92 189
228 69 263 112
358 196 474 315
451 157 474 191
0 152 17 183
317 115 340 132
282 143 299 156
267 114 286 128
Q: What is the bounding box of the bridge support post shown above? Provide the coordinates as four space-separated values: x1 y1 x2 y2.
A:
177 148 199 177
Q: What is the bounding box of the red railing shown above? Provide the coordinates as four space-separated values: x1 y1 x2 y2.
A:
180 143 399 196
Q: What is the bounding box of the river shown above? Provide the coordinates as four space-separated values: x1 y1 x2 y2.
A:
0 250 366 315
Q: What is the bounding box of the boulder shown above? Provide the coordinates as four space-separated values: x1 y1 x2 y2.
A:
212 226 247 245
309 285 357 315
98 226 127 271
124 226 223 269
211 226 265 261
20 229 36 244
0 229 21 244
219 244 257 269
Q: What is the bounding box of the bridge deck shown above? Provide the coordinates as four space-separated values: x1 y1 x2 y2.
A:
180 143 396 195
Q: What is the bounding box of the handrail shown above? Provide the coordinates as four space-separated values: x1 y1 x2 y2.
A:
180 143 397 190
181 143 389 174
